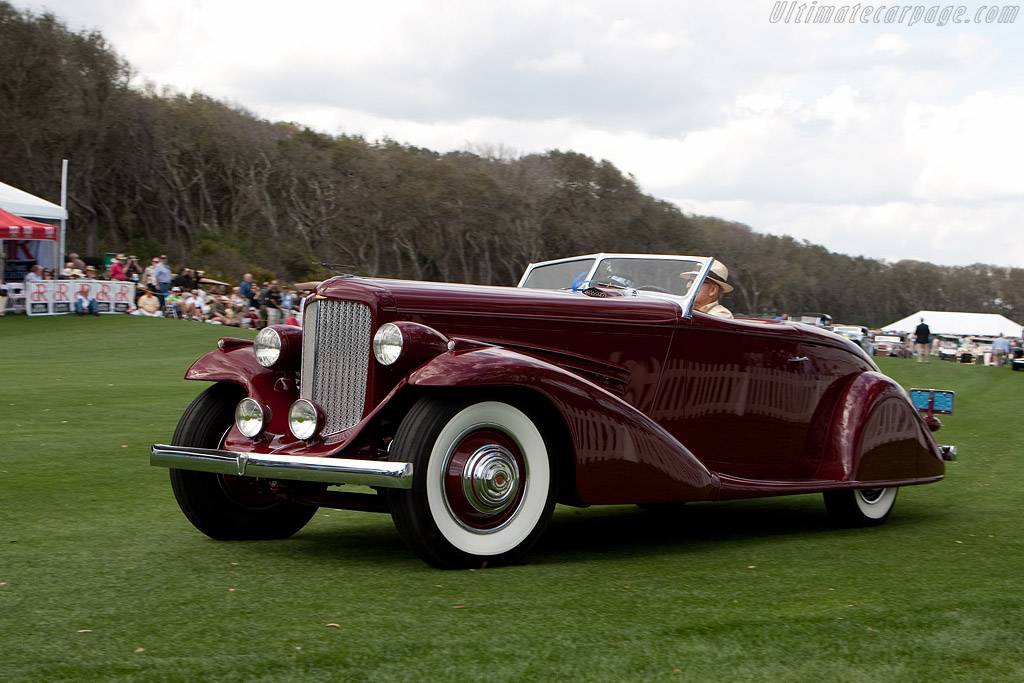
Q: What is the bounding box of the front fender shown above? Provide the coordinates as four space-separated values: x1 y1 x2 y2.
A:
816 371 944 483
184 343 299 443
185 343 297 399
408 346 717 505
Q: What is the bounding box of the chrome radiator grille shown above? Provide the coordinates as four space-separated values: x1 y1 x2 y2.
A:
300 299 373 435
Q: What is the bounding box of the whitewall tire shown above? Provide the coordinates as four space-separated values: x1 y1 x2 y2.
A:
824 487 898 527
388 396 556 568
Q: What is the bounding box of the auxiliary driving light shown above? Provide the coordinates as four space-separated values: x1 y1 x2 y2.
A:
235 398 266 438
288 399 324 440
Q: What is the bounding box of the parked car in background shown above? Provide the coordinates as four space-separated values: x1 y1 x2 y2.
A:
832 325 874 354
833 325 868 343
873 334 905 357
151 254 954 568
936 334 960 361
796 312 833 328
962 336 994 364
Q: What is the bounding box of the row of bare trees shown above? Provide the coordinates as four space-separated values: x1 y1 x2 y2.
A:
2 2 1022 328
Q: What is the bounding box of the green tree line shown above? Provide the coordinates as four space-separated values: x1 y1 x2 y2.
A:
2 2 1022 327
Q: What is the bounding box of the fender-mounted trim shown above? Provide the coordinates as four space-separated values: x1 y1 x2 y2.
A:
150 444 412 488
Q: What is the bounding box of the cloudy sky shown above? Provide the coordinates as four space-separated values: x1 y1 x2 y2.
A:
18 0 1024 267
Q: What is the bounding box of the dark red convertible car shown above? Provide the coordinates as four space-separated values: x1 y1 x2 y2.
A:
152 254 955 568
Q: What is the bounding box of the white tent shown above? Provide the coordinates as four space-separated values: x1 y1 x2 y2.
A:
885 310 1023 337
0 181 67 220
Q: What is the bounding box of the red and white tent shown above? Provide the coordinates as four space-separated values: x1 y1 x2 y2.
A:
0 205 58 241
1 176 68 280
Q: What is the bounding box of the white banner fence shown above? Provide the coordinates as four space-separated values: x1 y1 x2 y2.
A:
21 280 136 316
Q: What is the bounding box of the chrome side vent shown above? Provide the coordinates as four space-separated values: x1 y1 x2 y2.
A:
300 299 373 434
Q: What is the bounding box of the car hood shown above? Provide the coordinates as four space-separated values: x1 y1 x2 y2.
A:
315 276 685 327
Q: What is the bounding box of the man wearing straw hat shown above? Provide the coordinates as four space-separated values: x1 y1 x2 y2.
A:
681 261 734 319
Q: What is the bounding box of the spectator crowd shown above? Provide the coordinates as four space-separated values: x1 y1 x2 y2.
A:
8 250 311 327
155 276 305 329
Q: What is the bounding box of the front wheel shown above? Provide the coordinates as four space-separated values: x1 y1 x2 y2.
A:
823 487 898 527
388 397 557 569
168 382 318 540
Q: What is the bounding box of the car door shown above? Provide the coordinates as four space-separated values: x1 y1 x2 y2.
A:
651 316 825 480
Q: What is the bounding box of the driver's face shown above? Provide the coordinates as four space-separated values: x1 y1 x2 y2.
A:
694 282 720 309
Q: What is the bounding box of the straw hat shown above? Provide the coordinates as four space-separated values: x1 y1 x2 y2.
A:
706 261 733 293
681 261 733 293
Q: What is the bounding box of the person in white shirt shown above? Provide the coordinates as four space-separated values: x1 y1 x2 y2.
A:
183 290 206 321
75 286 99 316
194 286 209 317
23 264 43 284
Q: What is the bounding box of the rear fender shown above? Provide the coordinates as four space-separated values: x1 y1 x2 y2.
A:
408 346 717 505
816 371 944 483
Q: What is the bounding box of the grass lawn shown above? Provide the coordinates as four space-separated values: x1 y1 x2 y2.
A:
2 315 1022 681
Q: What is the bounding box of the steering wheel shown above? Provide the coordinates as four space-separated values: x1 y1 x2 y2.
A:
604 273 635 288
636 285 671 293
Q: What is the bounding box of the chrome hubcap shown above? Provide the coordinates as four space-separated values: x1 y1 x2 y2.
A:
462 446 520 514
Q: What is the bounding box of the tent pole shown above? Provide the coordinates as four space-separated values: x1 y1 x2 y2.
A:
59 159 68 270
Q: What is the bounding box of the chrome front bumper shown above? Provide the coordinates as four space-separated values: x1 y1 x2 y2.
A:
150 444 413 489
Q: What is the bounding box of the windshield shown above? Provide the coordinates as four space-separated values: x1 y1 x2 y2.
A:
520 256 705 296
520 258 596 290
593 258 703 295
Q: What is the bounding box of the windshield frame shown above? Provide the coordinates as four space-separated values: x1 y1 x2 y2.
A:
517 253 716 318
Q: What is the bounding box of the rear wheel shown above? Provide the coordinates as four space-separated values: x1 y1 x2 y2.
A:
169 382 317 540
388 396 557 569
823 487 898 527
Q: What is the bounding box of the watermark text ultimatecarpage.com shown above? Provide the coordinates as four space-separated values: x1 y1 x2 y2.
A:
769 2 1019 26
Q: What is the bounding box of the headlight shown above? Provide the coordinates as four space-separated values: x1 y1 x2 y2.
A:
288 399 324 440
235 398 266 438
373 323 404 366
372 321 450 368
252 325 302 369
254 327 282 367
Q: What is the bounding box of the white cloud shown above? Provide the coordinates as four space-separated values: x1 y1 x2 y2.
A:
679 198 1024 267
810 85 865 130
870 33 910 56
516 51 585 73
905 92 1024 201
13 0 1024 268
